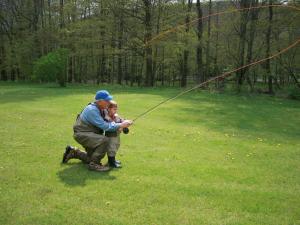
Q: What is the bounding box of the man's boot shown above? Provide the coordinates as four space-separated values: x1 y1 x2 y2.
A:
88 162 110 172
108 156 122 168
62 145 90 163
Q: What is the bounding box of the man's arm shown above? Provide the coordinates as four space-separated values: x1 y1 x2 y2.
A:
81 107 120 132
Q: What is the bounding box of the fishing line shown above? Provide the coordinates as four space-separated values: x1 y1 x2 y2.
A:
132 4 300 122
133 38 300 122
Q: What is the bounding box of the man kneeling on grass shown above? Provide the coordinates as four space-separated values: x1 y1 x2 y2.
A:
62 90 133 172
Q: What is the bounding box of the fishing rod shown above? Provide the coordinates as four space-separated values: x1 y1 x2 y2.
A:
132 38 300 122
128 4 300 123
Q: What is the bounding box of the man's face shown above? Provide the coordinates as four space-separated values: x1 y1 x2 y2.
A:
97 100 109 109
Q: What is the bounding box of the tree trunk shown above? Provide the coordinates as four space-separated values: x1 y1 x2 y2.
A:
59 0 64 29
266 1 274 94
236 0 250 92
153 0 162 86
48 0 52 27
181 0 192 88
143 0 153 87
196 0 204 83
100 41 106 83
205 0 212 79
32 0 40 60
40 0 45 29
245 0 259 92
117 12 124 85
130 53 136 86
98 1 106 84
214 2 220 75
125 54 128 85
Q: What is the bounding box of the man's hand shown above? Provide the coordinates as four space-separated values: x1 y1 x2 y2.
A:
120 120 133 128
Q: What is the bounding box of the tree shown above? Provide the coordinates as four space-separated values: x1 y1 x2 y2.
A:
0 0 299 93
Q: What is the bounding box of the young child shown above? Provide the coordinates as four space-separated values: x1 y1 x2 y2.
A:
105 100 124 168
106 100 123 124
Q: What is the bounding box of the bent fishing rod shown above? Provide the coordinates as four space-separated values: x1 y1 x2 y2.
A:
126 4 300 123
132 38 300 122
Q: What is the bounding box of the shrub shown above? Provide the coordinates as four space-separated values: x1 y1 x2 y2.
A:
33 48 69 87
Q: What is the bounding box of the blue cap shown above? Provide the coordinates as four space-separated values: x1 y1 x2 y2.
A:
95 90 113 101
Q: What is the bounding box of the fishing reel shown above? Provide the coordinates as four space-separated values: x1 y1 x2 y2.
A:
123 127 129 134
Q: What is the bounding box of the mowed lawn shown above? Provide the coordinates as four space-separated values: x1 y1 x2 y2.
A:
0 83 299 225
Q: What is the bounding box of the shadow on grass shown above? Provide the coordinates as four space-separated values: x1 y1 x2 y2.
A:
57 162 116 187
0 83 179 104
172 92 300 140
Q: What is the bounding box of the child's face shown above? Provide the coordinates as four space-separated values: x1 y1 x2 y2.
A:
109 106 118 115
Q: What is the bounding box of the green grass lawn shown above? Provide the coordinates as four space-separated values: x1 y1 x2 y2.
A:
0 82 300 225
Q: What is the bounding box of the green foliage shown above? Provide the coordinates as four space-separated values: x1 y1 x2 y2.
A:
288 86 300 100
1 0 299 91
33 48 69 87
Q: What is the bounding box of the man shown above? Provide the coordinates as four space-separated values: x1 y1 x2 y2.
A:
62 90 133 172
